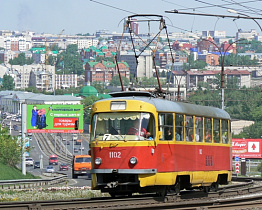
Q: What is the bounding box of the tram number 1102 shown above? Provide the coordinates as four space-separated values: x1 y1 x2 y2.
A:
109 151 121 158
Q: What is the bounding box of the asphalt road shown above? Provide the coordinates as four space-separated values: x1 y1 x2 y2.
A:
5 118 91 187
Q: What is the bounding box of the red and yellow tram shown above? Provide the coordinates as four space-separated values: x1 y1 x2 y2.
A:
89 91 232 196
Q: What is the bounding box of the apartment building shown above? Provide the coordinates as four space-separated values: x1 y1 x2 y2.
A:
85 60 129 84
6 64 55 91
55 74 78 89
120 50 153 78
187 69 251 90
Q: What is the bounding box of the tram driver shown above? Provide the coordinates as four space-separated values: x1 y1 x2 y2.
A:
127 119 151 138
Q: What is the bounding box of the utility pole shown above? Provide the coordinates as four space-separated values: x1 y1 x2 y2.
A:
21 104 27 175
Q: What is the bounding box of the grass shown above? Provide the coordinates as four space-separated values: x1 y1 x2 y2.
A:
0 163 106 202
0 162 38 180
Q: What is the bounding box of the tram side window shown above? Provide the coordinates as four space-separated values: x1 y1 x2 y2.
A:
195 116 203 142
158 113 173 140
222 120 229 144
213 118 220 143
204 117 212 143
185 115 194 142
175 114 184 141
90 114 97 140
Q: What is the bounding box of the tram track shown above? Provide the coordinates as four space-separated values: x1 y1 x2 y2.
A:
1 178 262 209
35 133 72 165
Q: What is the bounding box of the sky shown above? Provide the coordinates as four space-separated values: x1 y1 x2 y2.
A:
0 0 262 36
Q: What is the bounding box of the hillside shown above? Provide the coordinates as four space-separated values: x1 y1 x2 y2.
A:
0 162 37 180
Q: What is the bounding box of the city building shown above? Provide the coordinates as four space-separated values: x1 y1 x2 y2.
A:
236 29 258 41
55 74 78 89
119 50 153 78
6 64 55 91
0 90 82 115
85 60 129 84
186 69 251 90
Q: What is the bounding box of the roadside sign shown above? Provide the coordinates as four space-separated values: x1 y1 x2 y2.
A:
235 156 239 161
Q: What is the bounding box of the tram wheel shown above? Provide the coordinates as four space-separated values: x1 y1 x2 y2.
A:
203 186 210 193
156 186 167 197
109 193 116 198
211 183 219 192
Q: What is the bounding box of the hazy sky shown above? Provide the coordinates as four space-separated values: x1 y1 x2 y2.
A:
0 0 262 36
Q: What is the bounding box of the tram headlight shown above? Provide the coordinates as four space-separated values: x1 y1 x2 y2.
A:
129 157 137 165
95 157 102 165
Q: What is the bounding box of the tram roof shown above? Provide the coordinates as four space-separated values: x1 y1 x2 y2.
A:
100 92 231 120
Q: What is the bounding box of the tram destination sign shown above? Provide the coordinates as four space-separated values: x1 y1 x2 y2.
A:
26 104 83 133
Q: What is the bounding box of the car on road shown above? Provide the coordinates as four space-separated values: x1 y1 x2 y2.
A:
25 157 34 166
74 148 78 153
49 154 58 165
34 161 40 169
66 140 70 145
59 163 69 171
79 146 85 151
45 165 55 173
27 133 32 136
13 125 19 131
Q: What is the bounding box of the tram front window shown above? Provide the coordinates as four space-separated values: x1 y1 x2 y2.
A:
91 112 155 141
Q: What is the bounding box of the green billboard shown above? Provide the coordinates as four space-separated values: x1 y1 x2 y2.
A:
27 104 83 133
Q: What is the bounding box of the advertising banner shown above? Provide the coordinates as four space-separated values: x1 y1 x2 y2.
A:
232 138 262 159
27 104 83 133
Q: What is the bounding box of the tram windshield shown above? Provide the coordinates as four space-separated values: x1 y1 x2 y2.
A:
91 112 155 141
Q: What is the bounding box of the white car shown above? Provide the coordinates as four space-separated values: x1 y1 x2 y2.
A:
25 157 34 166
46 165 55 173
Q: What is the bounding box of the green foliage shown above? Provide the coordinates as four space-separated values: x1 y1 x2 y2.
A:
81 95 99 124
0 162 37 180
56 44 83 75
184 57 207 70
1 75 15 90
237 39 262 53
25 86 42 93
0 128 22 167
53 87 81 95
222 54 258 66
9 53 34 65
110 75 129 86
188 76 262 138
48 55 56 66
91 81 111 94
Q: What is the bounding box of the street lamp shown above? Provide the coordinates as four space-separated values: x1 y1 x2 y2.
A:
227 9 262 32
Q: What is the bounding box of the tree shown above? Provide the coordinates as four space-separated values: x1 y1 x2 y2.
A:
0 127 22 166
92 81 111 94
1 75 15 90
56 44 83 75
110 75 129 87
9 53 34 65
82 95 99 124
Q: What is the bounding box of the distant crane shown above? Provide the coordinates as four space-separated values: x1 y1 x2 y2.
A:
45 29 65 65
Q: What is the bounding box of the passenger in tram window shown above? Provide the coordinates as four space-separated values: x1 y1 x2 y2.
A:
165 129 173 140
205 130 211 142
222 131 228 143
175 128 182 141
195 132 200 142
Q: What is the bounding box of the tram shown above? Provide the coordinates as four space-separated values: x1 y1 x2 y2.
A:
89 91 232 196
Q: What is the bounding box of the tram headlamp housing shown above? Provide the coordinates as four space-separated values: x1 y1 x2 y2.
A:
129 157 137 165
95 157 102 165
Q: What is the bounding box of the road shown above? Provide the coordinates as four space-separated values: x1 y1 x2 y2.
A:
5 118 91 187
